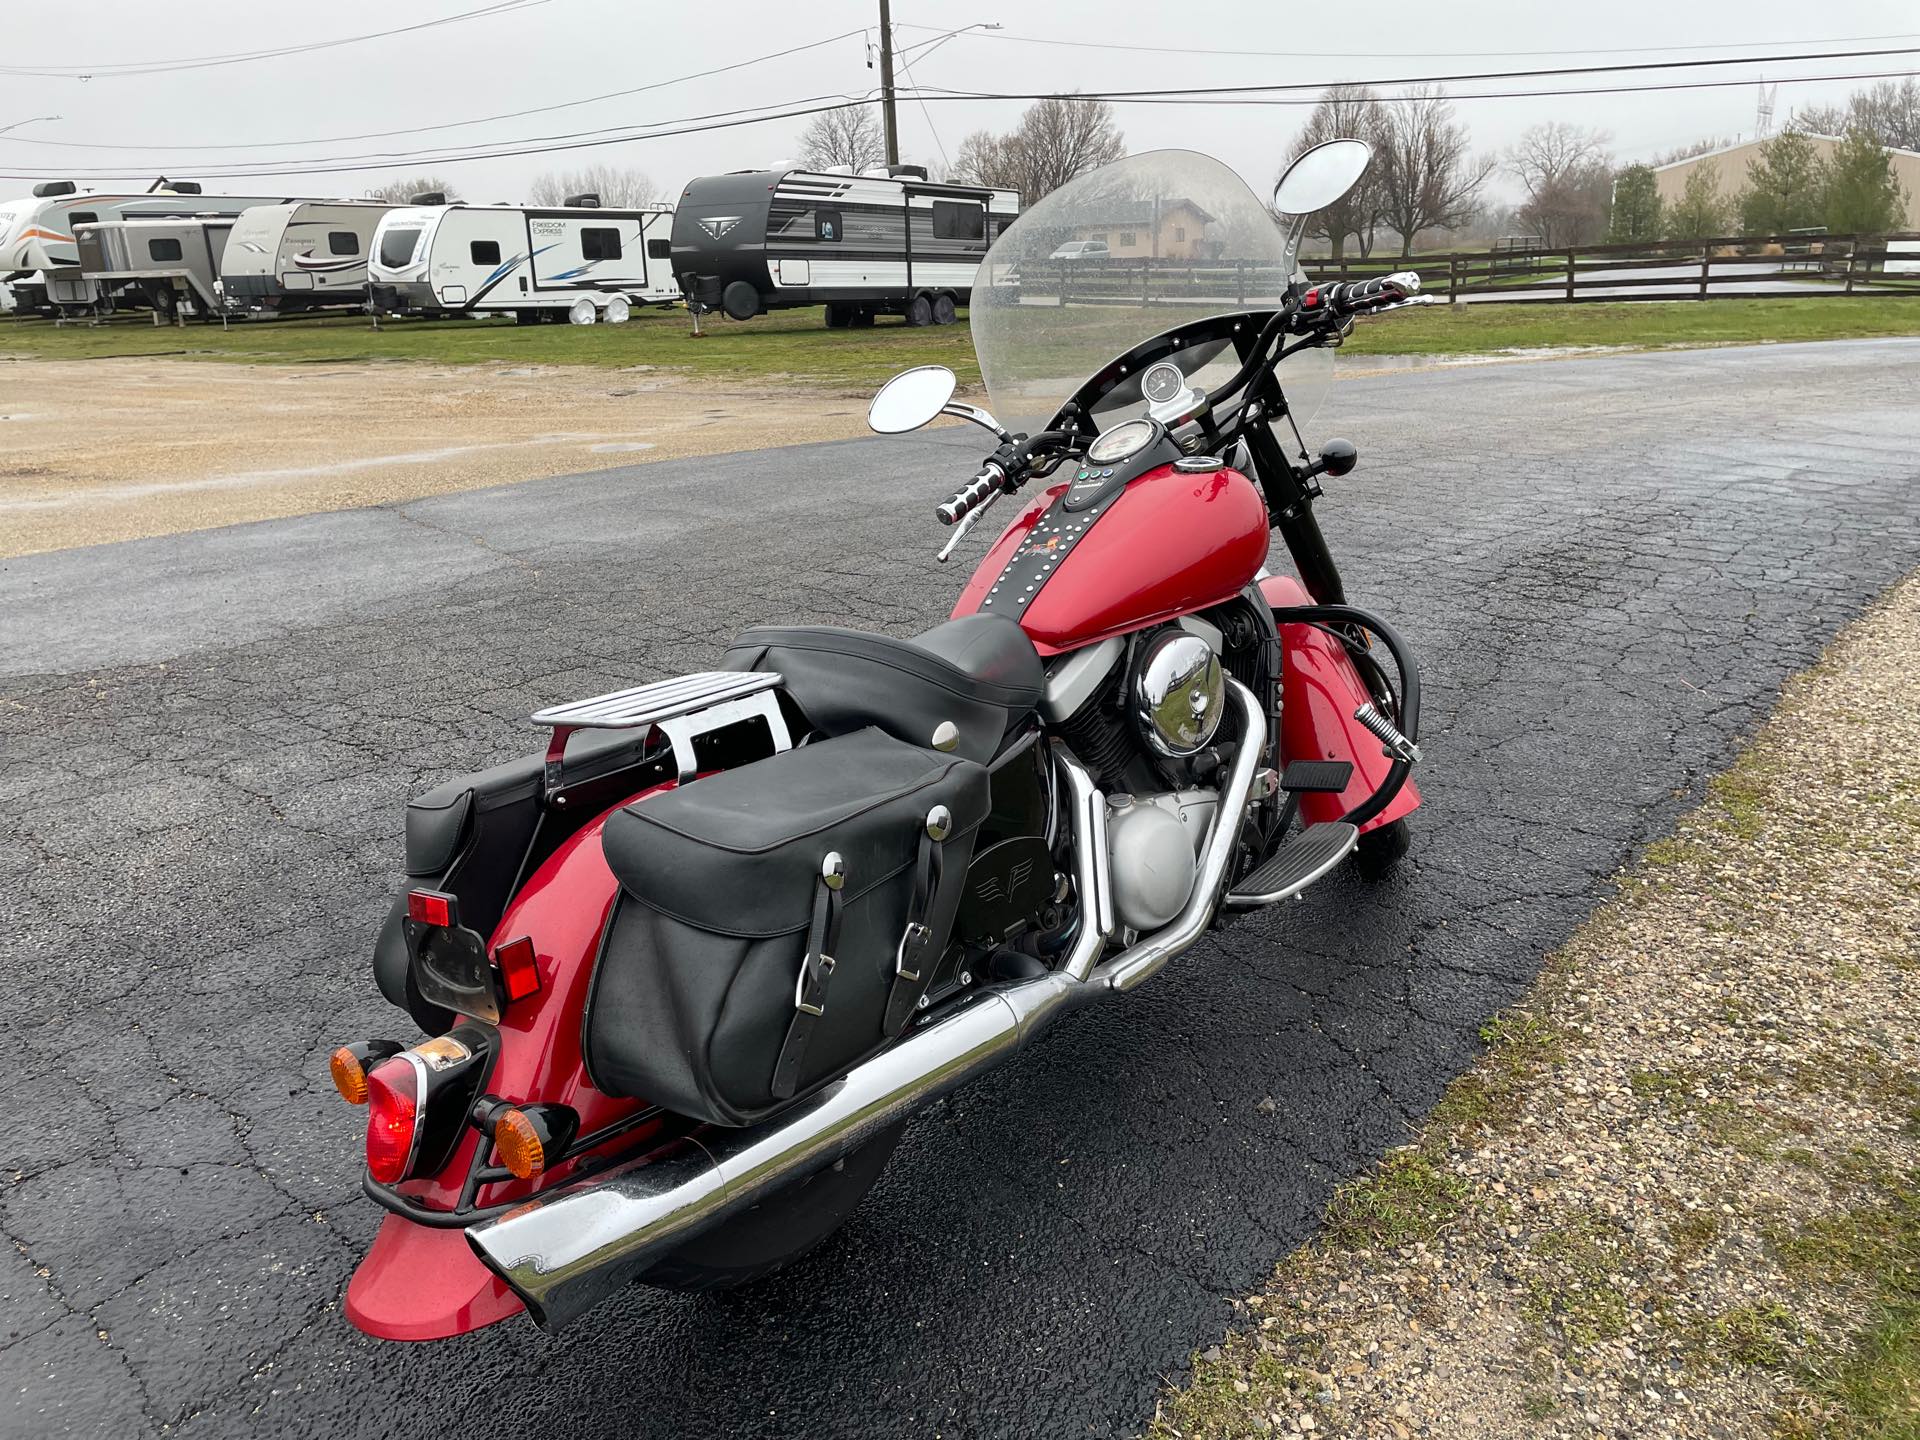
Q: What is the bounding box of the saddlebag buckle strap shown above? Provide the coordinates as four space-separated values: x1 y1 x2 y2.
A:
883 806 952 1036
772 853 846 1099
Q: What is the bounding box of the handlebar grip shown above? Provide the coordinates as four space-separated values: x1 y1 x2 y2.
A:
937 467 1002 526
1321 270 1421 316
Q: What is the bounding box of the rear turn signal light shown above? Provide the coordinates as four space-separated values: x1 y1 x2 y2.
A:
494 1109 547 1179
365 1055 425 1185
328 1040 402 1106
489 1103 580 1182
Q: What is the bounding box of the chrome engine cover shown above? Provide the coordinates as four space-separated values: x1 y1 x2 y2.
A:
1132 629 1225 758
1106 792 1199 931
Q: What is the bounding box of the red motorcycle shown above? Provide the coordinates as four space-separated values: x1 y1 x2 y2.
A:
330 141 1430 1339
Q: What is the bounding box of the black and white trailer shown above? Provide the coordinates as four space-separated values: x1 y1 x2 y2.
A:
670 165 1019 327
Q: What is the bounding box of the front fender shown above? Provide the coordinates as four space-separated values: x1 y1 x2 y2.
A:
1260 574 1421 834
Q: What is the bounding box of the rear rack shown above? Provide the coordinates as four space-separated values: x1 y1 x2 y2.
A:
532 671 790 790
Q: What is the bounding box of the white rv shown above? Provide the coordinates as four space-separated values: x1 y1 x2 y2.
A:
670 164 1020 326
0 180 302 314
367 197 677 322
220 201 396 314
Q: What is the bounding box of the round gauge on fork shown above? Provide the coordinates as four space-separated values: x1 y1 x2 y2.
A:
1141 362 1185 407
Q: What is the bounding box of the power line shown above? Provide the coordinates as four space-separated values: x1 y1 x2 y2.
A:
0 0 550 79
0 30 868 152
896 22 1920 63
7 45 1917 183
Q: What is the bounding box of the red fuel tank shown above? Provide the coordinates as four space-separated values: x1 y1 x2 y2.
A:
952 463 1270 655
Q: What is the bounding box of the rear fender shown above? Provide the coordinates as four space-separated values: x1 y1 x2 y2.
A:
1260 574 1421 834
346 790 669 1341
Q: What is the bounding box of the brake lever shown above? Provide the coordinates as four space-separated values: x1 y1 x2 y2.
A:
936 489 1001 564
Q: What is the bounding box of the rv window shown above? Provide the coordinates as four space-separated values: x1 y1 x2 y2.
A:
470 240 502 266
816 209 842 243
379 228 423 268
932 201 984 242
70 211 98 226
647 237 671 259
328 231 359 256
147 238 184 263
581 227 622 260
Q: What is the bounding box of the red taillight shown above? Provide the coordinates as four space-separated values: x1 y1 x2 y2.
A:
365 1056 423 1184
407 890 453 927
494 936 540 1003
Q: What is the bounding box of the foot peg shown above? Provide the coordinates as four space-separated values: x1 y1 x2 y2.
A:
1224 822 1358 908
1354 702 1420 764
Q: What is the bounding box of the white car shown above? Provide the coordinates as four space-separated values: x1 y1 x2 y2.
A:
1048 239 1110 261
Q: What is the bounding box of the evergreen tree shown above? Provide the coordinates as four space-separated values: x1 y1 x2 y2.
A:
1736 131 1828 234
1607 164 1663 243
1823 126 1908 233
1667 168 1732 239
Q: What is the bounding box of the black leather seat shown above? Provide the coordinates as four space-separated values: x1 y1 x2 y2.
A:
723 614 1044 764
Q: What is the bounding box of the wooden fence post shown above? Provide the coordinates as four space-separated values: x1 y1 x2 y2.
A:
1699 248 1710 300
1565 249 1576 302
1449 254 1461 305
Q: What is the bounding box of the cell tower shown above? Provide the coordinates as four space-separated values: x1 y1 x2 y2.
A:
1755 81 1777 136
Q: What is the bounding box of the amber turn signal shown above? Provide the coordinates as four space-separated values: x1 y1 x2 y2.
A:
330 1046 371 1105
494 1108 547 1180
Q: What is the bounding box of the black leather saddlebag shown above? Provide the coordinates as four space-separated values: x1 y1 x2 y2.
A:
585 728 991 1126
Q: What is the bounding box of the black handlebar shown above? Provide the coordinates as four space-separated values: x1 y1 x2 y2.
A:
935 429 1079 525
1307 272 1418 318
937 466 1003 525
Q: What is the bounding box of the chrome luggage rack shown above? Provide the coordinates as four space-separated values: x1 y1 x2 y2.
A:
531 671 790 793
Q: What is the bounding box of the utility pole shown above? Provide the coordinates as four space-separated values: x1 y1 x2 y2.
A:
878 0 900 167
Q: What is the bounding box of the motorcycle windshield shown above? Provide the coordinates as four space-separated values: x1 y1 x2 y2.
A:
971 149 1332 440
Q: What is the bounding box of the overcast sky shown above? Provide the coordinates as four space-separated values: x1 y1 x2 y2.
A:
2 0 1915 207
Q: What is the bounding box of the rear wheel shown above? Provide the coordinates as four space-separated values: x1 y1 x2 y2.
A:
823 301 850 328
906 293 934 327
568 298 598 325
932 293 958 325
637 1120 906 1292
603 295 632 324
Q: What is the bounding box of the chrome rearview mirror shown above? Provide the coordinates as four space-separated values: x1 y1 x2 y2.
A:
1273 138 1372 215
868 365 958 435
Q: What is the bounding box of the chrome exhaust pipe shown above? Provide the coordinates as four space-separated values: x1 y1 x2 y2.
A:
466 685 1264 1330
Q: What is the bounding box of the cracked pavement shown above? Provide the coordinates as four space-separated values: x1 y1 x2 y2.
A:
2 338 1917 1438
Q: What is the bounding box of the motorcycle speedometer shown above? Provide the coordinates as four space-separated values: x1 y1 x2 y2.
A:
1087 418 1157 465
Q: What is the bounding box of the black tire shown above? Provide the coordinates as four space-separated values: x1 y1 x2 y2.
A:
721 280 761 321
823 302 850 329
1352 817 1411 880
906 293 934 327
932 293 958 325
638 1120 906 1292
514 309 541 325
849 309 876 328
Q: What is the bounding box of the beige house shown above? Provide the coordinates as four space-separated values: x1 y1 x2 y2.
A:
1652 134 1920 230
1073 198 1216 259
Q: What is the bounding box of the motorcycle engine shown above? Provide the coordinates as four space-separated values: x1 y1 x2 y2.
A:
1130 628 1225 758
1106 789 1217 930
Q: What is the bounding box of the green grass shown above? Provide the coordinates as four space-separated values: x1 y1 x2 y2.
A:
3 295 1916 385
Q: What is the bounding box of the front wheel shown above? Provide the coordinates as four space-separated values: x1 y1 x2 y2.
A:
1352 817 1410 880
637 1119 906 1292
932 293 958 325
905 293 934 327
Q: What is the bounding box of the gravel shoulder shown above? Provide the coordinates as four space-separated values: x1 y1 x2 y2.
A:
1153 571 1920 1439
0 357 879 558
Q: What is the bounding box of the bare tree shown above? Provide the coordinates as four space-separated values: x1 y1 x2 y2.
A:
798 107 885 173
1507 122 1615 246
951 96 1126 203
1786 102 1849 136
1374 86 1493 256
527 165 659 208
1650 135 1735 167
1280 86 1389 257
1848 77 1920 151
365 174 462 204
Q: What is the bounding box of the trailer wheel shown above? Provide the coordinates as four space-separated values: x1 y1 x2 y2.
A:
603 296 632 324
569 298 599 325
848 309 875 328
721 280 761 321
906 293 934 327
932 293 958 326
823 302 850 329
514 309 541 325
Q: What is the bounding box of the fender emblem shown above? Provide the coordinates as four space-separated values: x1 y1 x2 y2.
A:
698 215 742 240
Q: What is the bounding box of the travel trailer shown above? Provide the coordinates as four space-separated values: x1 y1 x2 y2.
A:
670 165 1019 326
220 200 395 314
74 216 233 318
367 196 677 322
0 180 302 313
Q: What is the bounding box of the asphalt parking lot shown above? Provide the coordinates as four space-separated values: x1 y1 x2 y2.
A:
3 338 1918 1439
